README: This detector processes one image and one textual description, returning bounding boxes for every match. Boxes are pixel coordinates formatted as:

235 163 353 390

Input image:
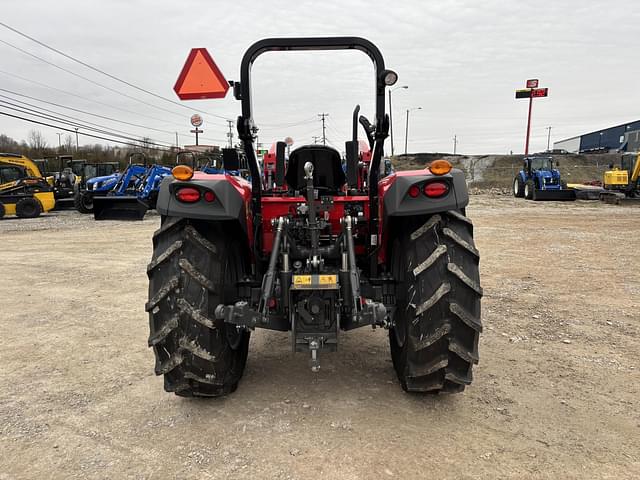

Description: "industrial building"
554 119 640 153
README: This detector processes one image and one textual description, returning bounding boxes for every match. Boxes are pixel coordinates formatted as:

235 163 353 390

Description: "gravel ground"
1 196 638 479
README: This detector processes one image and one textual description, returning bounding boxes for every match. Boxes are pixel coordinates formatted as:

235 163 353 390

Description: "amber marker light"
172 165 194 181
429 159 452 176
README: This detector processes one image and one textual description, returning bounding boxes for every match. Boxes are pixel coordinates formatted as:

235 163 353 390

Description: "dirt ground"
1 195 638 480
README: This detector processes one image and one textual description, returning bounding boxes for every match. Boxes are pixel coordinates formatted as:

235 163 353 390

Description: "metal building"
554 120 640 153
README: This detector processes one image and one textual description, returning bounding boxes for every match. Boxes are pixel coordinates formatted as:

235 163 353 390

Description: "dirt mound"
392 153 620 189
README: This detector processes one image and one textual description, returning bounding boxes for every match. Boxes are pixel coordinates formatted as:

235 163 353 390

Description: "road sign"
531 87 548 98
190 114 203 127
174 48 229 100
515 80 549 155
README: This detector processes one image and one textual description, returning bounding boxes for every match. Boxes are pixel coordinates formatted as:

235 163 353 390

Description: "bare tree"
0 134 19 152
63 135 75 153
27 129 48 153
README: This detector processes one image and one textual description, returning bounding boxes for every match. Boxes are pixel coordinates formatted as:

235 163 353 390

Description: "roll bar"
234 37 392 236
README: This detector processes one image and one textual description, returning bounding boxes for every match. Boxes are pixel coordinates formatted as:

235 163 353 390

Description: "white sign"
190 114 203 127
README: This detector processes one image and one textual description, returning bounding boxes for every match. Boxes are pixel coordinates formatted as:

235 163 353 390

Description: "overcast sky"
1 0 638 155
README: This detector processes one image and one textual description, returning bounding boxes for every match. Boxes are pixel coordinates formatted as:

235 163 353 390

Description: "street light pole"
389 85 408 157
404 107 422 156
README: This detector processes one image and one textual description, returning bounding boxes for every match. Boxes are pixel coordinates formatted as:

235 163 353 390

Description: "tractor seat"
285 145 346 193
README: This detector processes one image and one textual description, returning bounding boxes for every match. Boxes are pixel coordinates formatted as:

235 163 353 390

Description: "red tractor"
146 37 482 397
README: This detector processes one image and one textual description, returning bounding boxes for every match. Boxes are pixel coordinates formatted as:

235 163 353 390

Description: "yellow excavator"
600 152 640 205
0 153 56 218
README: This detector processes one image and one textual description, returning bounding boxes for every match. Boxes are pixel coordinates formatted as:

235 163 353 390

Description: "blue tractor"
513 155 575 201
75 170 120 213
93 162 171 220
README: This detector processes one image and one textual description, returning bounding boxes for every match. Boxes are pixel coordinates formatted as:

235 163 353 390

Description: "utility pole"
453 134 458 155
318 113 329 146
546 126 552 151
312 136 321 144
388 85 408 156
404 107 422 156
227 120 234 148
74 128 79 152
56 133 62 152
175 132 179 150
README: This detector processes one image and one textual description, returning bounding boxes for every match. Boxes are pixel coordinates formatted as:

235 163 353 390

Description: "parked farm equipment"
93 153 172 220
146 37 482 397
513 155 575 201
33 155 87 209
600 152 640 205
74 162 119 213
0 153 55 218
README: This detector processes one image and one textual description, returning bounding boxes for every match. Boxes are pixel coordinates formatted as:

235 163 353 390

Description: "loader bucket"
93 195 149 220
572 187 604 200
533 189 576 201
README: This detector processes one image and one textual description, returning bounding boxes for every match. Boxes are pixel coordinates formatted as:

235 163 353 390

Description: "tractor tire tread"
390 210 482 394
147 217 249 397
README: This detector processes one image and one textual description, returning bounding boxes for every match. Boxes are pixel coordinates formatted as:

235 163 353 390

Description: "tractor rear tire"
74 191 93 214
389 211 482 393
513 176 525 198
15 197 42 218
146 217 250 397
524 180 535 200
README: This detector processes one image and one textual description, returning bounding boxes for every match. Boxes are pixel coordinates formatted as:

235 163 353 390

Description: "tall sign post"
190 114 203 146
516 79 548 155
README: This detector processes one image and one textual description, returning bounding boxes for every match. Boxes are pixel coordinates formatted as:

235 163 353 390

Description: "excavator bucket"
93 195 149 220
533 189 576 201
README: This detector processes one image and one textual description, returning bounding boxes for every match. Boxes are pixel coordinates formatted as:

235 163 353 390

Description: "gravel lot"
1 195 638 479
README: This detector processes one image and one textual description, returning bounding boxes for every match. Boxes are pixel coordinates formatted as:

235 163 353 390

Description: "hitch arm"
258 216 285 317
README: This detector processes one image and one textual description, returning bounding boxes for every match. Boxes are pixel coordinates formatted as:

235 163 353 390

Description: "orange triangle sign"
174 48 229 100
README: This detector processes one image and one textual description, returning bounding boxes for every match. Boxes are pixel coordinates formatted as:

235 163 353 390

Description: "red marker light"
176 187 200 203
423 182 449 198
203 190 216 202
408 185 420 198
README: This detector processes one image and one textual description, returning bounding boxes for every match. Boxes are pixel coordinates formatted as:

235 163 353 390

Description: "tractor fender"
379 168 469 217
517 170 528 182
156 173 251 232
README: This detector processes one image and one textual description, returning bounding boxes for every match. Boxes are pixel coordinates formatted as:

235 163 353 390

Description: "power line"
0 110 173 151
0 68 190 128
0 88 181 138
318 113 329 146
0 86 229 146
0 99 175 148
0 38 198 121
257 116 318 129
0 22 235 122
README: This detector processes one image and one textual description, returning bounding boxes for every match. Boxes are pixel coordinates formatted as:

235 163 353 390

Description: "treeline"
0 130 183 168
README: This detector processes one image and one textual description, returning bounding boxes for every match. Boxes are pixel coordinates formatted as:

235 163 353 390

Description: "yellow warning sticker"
319 275 337 285
293 275 312 286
